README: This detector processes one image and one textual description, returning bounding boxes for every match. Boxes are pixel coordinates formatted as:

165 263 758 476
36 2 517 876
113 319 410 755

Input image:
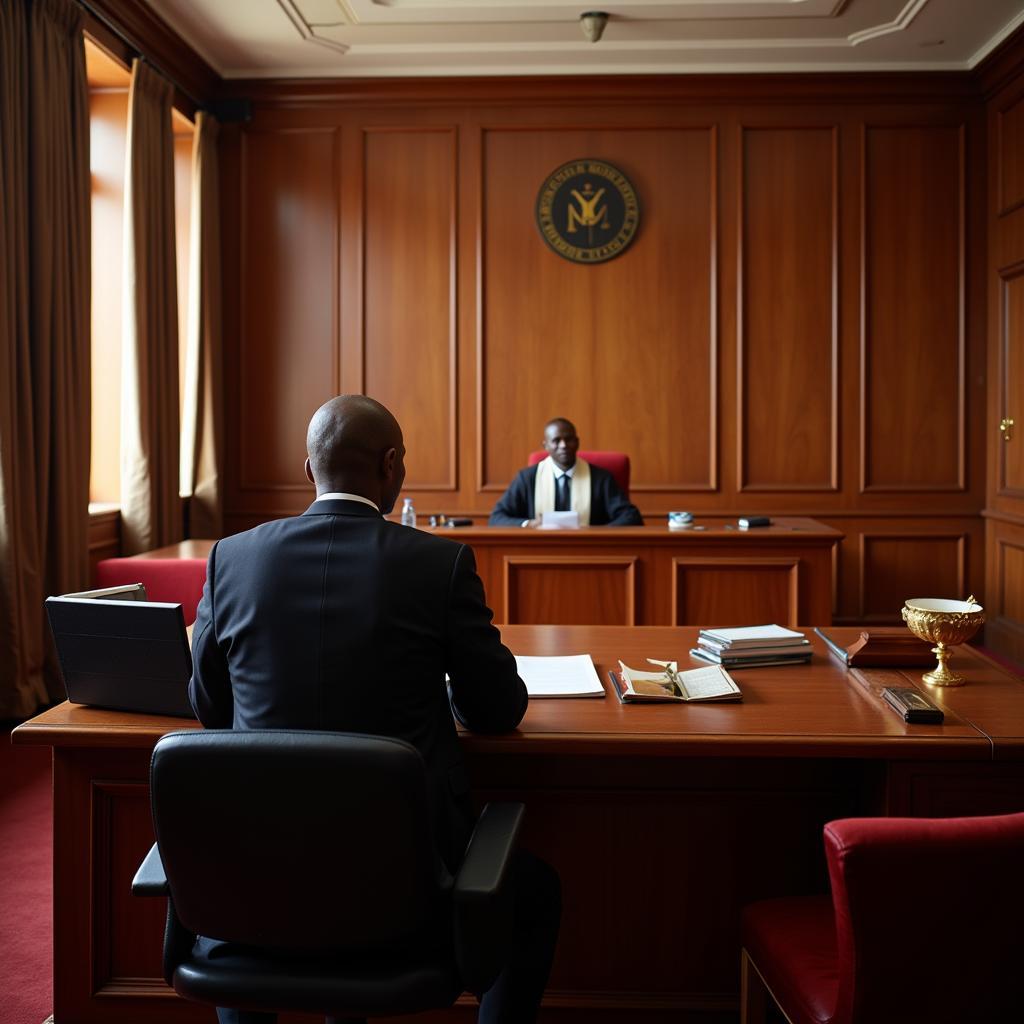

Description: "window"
85 37 194 508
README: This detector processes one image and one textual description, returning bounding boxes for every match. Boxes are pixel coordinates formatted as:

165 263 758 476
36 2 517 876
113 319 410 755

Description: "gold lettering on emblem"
565 181 610 246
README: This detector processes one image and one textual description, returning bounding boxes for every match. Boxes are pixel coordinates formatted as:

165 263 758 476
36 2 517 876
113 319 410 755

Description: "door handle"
1001 417 1015 441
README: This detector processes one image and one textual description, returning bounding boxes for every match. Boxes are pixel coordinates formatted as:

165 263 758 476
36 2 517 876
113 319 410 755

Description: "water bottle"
400 497 417 528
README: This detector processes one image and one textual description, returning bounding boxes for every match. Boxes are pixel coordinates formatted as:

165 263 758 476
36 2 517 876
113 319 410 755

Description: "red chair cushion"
741 895 837 1024
95 557 208 626
527 450 630 497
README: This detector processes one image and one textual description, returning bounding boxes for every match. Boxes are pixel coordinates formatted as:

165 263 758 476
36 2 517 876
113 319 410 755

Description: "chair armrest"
454 801 524 903
132 843 169 896
452 802 524 994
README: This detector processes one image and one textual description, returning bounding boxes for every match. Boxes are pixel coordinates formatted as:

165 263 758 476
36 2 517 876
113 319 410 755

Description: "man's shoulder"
584 461 614 485
213 514 304 554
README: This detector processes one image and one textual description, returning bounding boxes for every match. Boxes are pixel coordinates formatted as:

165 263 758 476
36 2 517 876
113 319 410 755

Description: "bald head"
304 395 406 513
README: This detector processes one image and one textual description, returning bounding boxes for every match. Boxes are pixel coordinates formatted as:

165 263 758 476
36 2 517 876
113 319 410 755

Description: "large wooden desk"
137 517 841 626
15 627 1024 1024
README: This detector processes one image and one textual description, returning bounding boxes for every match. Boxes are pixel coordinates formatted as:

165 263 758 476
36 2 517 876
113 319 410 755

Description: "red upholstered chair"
528 450 631 498
95 557 208 626
740 812 1024 1024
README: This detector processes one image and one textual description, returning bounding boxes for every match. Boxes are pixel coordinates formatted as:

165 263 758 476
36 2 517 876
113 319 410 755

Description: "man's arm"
601 473 644 526
488 469 533 526
445 545 527 732
187 542 234 728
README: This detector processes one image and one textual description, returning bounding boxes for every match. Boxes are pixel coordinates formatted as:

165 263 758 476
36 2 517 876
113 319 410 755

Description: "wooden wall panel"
987 44 1024 665
860 533 966 621
238 128 339 495
999 265 1024 496
739 127 836 491
998 94 1024 216
480 127 716 493
216 82 987 626
862 125 964 492
364 129 456 490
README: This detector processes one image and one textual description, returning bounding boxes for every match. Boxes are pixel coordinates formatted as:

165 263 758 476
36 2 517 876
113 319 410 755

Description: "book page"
678 666 740 700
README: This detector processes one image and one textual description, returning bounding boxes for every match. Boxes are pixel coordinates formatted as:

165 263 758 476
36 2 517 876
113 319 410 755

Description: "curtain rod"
78 0 204 112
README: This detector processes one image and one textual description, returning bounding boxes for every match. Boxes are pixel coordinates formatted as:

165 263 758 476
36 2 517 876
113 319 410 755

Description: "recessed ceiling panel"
147 0 1024 77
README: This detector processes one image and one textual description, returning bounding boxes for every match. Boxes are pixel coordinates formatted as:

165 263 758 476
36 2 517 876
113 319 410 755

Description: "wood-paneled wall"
217 76 987 625
984 36 1024 661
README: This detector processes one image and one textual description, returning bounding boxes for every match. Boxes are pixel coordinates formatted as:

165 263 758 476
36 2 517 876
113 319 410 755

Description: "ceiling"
146 0 1024 78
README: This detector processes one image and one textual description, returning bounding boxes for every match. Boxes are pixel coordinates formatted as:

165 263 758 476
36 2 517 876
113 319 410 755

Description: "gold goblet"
901 596 985 687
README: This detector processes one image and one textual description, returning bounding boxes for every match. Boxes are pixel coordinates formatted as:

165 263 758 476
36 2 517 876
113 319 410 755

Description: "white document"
514 654 606 698
540 510 580 530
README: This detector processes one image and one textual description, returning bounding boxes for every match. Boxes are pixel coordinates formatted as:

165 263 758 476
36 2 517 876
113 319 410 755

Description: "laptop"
45 589 196 718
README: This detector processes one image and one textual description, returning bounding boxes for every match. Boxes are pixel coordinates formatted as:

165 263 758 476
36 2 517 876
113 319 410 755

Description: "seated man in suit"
489 417 643 527
189 394 560 1024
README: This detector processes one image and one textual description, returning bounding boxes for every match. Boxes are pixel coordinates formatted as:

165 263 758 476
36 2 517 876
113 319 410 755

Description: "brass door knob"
1001 417 1015 441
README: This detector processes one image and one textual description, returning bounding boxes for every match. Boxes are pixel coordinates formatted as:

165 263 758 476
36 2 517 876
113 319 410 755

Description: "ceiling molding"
146 0 1024 81
847 0 928 47
278 0 351 54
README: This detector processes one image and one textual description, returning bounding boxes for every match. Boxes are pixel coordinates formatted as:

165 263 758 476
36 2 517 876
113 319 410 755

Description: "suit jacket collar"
301 499 382 519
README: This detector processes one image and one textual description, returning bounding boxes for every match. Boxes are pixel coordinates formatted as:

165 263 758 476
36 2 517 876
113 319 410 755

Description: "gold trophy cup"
901 596 985 687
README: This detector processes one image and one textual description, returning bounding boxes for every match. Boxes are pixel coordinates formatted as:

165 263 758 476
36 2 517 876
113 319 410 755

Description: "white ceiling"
146 0 1024 78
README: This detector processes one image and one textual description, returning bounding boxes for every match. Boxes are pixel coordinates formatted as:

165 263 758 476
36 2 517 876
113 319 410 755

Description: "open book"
609 659 742 704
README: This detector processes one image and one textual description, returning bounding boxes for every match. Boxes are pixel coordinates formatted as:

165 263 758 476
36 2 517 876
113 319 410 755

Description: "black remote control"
882 686 944 724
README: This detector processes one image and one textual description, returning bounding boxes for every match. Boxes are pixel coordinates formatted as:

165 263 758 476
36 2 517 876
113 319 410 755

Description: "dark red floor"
1 723 53 1024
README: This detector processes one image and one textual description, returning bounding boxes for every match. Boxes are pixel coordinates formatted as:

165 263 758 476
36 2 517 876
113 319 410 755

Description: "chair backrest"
151 730 445 953
527 450 631 497
95 557 207 625
824 812 1024 1024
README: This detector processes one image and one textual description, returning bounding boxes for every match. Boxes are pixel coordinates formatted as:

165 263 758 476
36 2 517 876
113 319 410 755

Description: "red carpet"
1 723 53 1024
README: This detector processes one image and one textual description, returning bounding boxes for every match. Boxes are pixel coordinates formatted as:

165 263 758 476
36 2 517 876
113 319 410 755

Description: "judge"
489 417 643 527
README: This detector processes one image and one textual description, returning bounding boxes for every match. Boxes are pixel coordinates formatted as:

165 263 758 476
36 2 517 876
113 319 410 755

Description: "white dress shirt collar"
313 491 380 512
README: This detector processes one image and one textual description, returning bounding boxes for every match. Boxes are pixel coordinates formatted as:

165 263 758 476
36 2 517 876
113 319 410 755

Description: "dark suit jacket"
489 463 644 526
188 498 527 871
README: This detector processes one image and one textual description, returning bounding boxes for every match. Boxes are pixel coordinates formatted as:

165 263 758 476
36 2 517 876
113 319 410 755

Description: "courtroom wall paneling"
231 127 342 513
985 516 1024 664
480 125 716 494
363 127 457 491
820 516 985 625
88 509 121 578
861 123 965 493
217 85 987 627
987 50 1024 662
738 126 837 492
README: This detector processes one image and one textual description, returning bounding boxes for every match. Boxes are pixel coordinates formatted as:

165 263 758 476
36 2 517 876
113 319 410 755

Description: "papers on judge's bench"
514 654 606 698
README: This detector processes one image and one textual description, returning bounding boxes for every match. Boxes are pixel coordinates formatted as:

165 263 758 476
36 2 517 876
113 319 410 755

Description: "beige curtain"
120 58 181 554
180 111 223 538
0 0 91 718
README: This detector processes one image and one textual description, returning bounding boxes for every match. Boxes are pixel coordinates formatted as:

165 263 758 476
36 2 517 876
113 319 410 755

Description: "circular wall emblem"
535 158 640 264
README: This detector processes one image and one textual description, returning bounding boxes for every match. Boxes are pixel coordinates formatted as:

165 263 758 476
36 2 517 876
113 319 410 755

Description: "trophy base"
922 667 965 687
923 645 965 687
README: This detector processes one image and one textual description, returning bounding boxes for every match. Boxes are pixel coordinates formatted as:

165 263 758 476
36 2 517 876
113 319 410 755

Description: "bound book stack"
690 625 812 668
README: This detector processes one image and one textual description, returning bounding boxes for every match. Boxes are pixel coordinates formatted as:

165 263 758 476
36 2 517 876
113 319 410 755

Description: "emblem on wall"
535 158 640 264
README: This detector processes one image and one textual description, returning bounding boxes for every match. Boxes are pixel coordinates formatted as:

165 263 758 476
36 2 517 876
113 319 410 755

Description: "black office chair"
132 730 524 1022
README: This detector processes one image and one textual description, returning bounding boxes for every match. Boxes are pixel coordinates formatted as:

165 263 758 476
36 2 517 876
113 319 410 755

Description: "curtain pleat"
180 111 223 538
120 58 181 555
0 0 90 718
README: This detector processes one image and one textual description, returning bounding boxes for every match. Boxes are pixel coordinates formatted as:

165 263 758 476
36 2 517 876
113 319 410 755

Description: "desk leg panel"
53 747 204 1024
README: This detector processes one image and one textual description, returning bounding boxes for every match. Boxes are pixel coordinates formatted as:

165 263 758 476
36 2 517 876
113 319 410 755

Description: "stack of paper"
690 625 811 668
514 654 606 698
